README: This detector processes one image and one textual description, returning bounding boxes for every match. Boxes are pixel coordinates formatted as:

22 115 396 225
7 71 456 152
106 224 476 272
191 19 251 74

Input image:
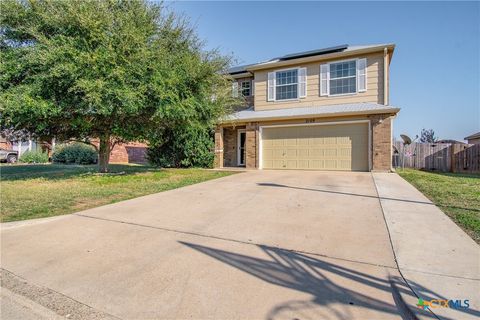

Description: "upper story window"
329 61 356 95
240 80 251 97
275 69 298 100
267 68 306 102
320 58 367 96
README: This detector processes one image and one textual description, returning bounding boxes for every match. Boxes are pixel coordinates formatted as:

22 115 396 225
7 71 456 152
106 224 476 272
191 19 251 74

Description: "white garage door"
261 122 369 171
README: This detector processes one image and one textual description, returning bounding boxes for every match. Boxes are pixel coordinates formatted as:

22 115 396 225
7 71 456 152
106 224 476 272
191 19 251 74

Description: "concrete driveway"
1 170 478 320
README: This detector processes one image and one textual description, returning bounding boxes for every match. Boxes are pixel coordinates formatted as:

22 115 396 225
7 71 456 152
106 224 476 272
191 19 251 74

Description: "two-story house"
214 43 399 171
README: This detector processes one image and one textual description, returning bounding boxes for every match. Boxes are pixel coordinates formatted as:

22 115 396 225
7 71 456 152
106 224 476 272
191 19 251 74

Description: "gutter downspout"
384 47 389 106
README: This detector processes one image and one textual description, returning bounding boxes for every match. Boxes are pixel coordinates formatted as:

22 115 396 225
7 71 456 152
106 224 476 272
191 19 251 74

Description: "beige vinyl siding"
254 52 384 111
261 122 369 171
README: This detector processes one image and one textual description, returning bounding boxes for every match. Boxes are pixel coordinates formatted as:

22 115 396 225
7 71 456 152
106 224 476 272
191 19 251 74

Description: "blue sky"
169 1 479 141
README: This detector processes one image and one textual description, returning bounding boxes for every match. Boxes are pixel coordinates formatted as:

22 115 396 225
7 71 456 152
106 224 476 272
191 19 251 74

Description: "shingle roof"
228 63 256 75
227 43 394 74
221 103 400 123
464 132 480 140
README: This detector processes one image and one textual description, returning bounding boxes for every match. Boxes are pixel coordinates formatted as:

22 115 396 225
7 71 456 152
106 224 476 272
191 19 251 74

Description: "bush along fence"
393 141 480 173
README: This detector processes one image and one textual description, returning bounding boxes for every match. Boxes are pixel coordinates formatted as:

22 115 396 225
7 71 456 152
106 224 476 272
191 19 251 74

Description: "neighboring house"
215 43 400 171
0 137 12 150
1 134 147 163
87 139 148 163
108 141 147 163
10 140 42 156
436 139 466 144
464 132 480 145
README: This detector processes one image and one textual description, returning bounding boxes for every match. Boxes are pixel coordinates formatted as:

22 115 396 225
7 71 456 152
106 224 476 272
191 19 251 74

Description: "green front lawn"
397 169 480 243
0 164 235 222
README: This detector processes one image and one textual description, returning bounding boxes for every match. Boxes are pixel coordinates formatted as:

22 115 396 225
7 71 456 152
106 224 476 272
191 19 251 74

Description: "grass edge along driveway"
397 168 480 244
1 164 236 222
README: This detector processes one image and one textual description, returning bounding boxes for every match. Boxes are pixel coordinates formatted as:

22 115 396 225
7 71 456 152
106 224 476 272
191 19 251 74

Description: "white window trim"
327 58 360 97
258 120 371 171
274 67 300 101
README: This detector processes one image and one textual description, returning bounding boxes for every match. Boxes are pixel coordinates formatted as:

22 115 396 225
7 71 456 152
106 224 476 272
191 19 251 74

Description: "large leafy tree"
0 0 234 172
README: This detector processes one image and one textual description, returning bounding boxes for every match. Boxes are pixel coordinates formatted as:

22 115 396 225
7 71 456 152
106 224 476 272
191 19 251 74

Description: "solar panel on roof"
279 44 349 61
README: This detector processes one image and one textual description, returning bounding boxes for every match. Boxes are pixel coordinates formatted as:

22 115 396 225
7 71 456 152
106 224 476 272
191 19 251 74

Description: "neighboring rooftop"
221 103 400 123
437 139 467 144
228 43 395 75
464 132 480 140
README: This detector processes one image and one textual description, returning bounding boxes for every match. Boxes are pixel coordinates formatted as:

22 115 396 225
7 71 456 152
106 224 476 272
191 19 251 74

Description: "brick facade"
223 128 238 167
109 142 148 163
369 114 393 171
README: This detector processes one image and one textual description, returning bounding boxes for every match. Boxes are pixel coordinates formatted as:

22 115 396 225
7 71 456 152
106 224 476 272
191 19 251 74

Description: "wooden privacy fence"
452 143 480 173
393 141 480 173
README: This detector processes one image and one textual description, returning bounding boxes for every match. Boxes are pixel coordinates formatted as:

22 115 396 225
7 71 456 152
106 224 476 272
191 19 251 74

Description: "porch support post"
214 126 224 168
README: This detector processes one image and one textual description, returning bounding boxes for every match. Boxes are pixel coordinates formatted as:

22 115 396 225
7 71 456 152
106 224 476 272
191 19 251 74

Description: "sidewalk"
1 287 63 320
373 173 480 320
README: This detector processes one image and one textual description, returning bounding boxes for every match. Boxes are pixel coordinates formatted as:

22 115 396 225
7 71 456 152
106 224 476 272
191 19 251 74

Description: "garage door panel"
297 138 309 146
311 160 324 168
273 149 284 158
298 160 309 169
262 123 369 171
339 148 351 157
337 136 352 144
286 160 298 169
298 149 309 157
325 160 337 169
324 148 337 157
285 149 298 158
263 149 274 160
272 140 284 147
311 148 325 157
339 160 352 170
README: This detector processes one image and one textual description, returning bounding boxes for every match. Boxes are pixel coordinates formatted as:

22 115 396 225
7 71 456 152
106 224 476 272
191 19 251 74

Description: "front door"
237 130 246 166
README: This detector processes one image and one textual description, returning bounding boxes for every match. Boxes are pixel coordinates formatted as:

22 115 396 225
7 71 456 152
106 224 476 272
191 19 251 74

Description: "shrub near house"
19 151 49 163
52 143 98 164
147 124 214 168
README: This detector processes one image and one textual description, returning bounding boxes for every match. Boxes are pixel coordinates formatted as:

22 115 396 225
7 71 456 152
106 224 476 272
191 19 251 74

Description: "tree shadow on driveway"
257 182 480 213
180 241 479 320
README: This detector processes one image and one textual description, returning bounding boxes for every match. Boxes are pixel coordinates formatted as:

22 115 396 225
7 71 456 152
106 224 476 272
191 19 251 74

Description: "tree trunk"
98 135 111 173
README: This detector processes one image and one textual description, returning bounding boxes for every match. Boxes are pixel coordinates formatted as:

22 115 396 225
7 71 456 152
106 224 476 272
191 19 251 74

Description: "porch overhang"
219 103 400 125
